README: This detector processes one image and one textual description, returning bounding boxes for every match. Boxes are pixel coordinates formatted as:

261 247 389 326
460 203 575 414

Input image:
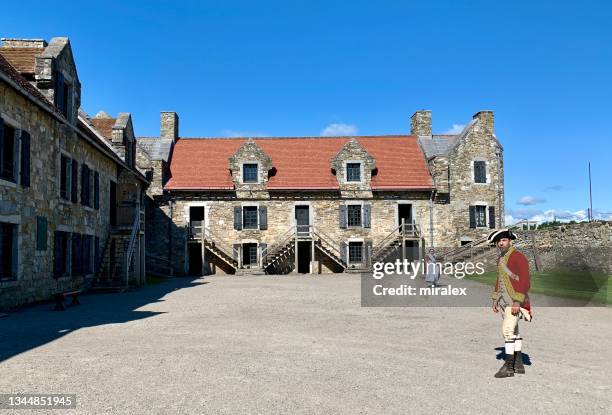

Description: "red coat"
493 247 531 309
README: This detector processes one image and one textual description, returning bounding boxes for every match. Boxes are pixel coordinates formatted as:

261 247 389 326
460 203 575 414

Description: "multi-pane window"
243 206 258 229
1 124 16 182
81 164 91 206
0 222 17 280
53 231 70 278
475 205 487 227
474 161 487 183
346 162 361 182
348 241 363 264
243 163 258 183
347 205 362 227
60 155 71 200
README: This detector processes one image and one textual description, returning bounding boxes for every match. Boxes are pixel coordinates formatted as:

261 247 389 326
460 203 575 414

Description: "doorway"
189 206 204 237
295 205 310 236
297 241 312 274
188 243 203 275
242 243 258 268
398 203 413 232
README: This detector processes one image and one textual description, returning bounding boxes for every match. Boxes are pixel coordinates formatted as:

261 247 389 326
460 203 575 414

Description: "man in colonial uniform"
489 229 532 378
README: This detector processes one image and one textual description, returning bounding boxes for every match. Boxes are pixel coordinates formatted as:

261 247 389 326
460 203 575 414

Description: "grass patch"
465 270 611 305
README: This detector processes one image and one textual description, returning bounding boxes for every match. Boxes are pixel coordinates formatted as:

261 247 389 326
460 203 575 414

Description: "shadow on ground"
495 347 532 365
0 277 205 363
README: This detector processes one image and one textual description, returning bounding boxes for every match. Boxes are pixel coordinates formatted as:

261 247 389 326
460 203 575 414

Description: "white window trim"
240 161 261 184
345 201 365 228
344 160 364 184
471 201 489 229
184 202 209 227
241 203 260 230
293 201 314 227
471 158 490 185
346 239 365 264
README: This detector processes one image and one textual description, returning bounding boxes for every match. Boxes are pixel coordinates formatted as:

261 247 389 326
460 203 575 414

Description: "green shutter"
36 216 47 251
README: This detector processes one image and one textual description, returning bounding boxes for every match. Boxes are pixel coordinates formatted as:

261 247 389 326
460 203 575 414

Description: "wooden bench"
53 290 82 311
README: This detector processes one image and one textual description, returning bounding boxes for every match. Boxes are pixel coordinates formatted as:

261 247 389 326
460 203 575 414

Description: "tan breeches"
501 306 520 341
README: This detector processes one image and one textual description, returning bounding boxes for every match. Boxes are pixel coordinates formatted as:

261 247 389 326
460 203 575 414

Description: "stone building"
137 109 504 275
0 37 148 309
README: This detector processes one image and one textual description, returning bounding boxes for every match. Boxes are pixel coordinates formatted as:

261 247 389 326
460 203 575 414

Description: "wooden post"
401 218 406 262
294 232 298 274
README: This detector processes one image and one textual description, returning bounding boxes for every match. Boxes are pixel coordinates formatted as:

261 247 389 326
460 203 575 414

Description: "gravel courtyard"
1 274 610 414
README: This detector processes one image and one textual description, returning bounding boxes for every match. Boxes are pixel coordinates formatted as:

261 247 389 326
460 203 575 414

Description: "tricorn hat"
487 228 517 243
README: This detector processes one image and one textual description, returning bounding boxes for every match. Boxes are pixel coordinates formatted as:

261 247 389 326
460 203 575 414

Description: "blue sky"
2 0 611 222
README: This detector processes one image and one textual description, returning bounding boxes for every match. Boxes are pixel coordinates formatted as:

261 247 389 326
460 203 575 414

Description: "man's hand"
511 301 520 315
492 301 499 313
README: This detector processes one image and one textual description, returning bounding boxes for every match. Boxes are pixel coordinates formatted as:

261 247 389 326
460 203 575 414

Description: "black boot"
514 351 525 374
494 354 515 378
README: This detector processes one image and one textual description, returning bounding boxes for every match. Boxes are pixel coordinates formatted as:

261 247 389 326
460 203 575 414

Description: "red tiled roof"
90 118 116 140
165 136 433 191
0 48 41 74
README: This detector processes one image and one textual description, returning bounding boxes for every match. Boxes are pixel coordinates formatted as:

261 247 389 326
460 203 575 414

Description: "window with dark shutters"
53 231 69 278
36 217 47 251
469 206 476 229
347 205 362 227
20 131 30 187
339 205 347 229
258 206 267 230
0 122 16 182
474 161 486 183
243 206 258 229
489 206 496 229
363 204 372 228
60 155 70 200
339 241 347 264
72 233 82 276
94 171 100 209
233 206 242 230
71 159 78 203
81 164 90 206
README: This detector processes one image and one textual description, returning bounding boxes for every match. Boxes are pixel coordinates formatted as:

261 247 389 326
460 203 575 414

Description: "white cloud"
220 130 268 138
320 123 358 136
505 208 611 225
443 124 465 134
517 196 546 206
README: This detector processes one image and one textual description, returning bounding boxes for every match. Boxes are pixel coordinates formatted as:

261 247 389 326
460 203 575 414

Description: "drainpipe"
429 189 435 248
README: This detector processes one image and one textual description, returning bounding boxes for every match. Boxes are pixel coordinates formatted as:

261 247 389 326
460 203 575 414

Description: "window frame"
0 221 18 281
59 152 72 201
241 162 259 184
472 159 488 184
346 204 363 227
242 206 259 230
346 162 362 183
344 160 364 184
348 241 364 264
0 123 17 183
474 205 487 228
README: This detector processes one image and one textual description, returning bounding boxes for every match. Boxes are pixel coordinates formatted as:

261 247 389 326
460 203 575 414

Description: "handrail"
372 223 403 259
203 227 239 264
125 211 140 288
262 226 296 266
311 226 346 265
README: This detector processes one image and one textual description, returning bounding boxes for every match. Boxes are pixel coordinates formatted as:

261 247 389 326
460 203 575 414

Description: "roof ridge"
173 134 414 141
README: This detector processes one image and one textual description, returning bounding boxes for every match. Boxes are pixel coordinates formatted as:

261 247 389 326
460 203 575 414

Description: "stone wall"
0 82 117 309
430 111 504 247
515 222 612 274
164 191 436 275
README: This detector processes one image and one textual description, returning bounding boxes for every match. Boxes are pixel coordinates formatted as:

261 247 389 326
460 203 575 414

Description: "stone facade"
137 109 505 276
0 37 147 309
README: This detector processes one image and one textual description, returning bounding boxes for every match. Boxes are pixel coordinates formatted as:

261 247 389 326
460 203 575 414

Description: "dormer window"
346 162 361 182
54 71 72 121
242 163 258 183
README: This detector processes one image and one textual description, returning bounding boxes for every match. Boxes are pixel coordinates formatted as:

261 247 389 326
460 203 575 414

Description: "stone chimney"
411 110 432 136
473 110 494 134
160 111 179 142
1 38 47 48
